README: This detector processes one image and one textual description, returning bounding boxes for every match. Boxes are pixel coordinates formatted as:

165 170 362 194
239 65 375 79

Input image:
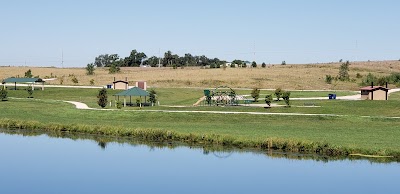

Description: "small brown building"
360 86 389 100
113 80 129 90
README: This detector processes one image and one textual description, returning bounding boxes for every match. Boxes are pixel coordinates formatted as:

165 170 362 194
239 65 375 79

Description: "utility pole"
61 49 64 68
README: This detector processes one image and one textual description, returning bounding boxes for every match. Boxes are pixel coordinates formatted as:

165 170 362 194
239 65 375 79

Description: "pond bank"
1 118 399 162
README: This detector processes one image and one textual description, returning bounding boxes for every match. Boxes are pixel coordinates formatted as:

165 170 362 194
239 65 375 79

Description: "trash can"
332 94 336 99
328 94 333 100
107 84 112 89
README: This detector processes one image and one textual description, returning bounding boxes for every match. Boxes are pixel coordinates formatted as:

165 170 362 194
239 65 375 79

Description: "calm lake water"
0 129 399 194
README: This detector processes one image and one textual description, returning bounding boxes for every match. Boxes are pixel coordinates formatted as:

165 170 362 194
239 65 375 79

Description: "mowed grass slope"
1 60 399 90
1 99 400 156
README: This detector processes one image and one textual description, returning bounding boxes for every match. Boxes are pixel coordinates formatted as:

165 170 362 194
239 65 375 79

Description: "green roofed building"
2 77 45 90
113 87 149 107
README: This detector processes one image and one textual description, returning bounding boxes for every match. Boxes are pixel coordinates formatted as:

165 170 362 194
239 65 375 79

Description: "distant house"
360 84 389 100
113 77 129 90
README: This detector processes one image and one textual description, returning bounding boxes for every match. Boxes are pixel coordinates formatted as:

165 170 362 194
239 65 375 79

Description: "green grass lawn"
2 85 400 159
1 99 400 157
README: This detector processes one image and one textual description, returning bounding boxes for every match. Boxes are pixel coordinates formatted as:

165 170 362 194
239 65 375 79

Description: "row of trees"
93 49 266 69
251 88 291 107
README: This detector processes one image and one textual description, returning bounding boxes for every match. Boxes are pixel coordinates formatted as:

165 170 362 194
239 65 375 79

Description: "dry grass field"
1 60 399 90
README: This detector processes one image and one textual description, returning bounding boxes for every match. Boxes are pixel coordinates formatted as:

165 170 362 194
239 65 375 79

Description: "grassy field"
1 99 400 160
1 60 400 90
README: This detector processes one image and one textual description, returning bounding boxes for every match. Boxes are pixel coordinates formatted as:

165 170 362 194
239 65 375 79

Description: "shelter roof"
360 86 389 92
2 77 44 84
114 87 149 96
113 80 128 84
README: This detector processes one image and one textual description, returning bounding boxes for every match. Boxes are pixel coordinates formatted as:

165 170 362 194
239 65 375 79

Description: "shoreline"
1 118 399 162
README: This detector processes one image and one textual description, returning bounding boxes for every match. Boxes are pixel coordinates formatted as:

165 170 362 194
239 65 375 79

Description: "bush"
251 61 257 68
89 79 95 86
24 69 33 78
27 87 33 98
0 87 7 101
274 88 283 101
325 75 333 84
281 61 286 65
265 94 272 106
109 64 120 74
148 89 157 105
251 88 260 102
261 62 266 68
116 101 123 109
97 88 108 108
71 76 79 84
356 73 363 79
59 76 64 85
282 91 291 107
338 61 350 81
86 63 95 75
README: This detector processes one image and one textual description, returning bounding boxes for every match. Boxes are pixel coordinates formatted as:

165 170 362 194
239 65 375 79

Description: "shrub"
282 91 291 107
24 69 33 78
116 101 123 109
338 61 350 81
71 76 79 84
356 73 363 79
59 76 64 85
148 89 157 105
0 87 7 101
261 62 266 68
281 61 286 65
274 88 283 101
265 94 272 106
27 87 33 98
97 88 108 108
89 79 95 86
325 75 333 84
109 63 120 74
251 88 260 102
86 63 95 75
251 61 257 68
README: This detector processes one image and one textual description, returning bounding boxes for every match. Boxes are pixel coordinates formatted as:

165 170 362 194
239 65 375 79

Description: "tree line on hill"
92 49 266 69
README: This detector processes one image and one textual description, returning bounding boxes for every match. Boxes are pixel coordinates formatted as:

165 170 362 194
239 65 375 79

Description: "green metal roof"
114 87 149 96
2 77 44 84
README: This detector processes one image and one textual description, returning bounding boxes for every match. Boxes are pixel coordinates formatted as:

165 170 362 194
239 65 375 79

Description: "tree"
282 91 291 107
145 56 160 67
0 87 7 101
163 51 179 67
86 63 95 75
338 60 350 81
251 88 260 102
108 63 120 74
124 50 147 67
27 87 33 98
265 94 272 106
95 54 119 67
97 88 108 108
261 62 266 68
148 89 157 105
251 61 257 68
232 59 242 68
274 88 283 101
24 69 33 78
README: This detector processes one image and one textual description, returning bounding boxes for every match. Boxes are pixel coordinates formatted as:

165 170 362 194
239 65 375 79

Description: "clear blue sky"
1 0 399 67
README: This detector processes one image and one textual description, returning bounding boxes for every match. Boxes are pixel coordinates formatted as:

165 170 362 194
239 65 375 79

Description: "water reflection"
1 128 396 164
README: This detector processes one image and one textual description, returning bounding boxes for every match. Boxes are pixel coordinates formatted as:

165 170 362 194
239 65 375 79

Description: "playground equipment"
202 86 239 106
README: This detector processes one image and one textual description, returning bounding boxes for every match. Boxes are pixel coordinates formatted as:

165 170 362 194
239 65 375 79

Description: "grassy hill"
1 60 400 90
